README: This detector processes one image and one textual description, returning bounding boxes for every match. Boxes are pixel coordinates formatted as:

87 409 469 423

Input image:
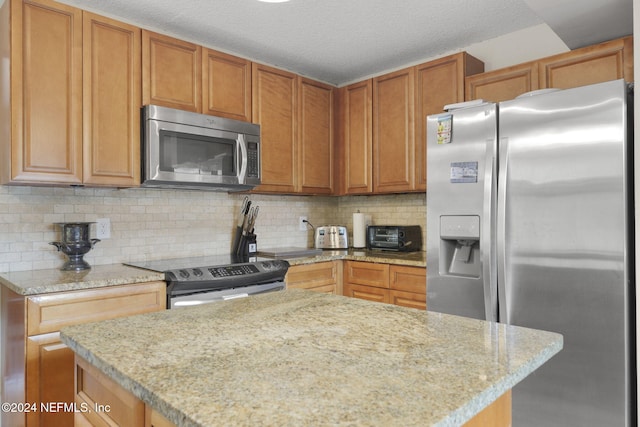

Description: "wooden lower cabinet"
1 281 166 427
74 353 510 427
285 261 342 294
343 261 426 310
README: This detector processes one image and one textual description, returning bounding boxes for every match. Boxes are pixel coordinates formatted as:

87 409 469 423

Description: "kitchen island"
60 289 561 426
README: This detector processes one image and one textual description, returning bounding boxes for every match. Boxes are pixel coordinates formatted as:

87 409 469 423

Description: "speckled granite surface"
60 289 562 427
282 248 426 267
0 264 165 295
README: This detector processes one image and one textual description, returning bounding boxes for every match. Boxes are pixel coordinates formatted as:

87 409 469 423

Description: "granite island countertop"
60 289 562 427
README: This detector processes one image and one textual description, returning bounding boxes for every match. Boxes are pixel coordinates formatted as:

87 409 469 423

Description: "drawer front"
286 261 337 288
27 281 166 335
390 265 426 294
345 261 389 288
343 283 390 304
390 290 426 310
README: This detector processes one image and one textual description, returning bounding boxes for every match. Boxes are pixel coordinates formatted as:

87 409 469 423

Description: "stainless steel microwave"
141 105 260 191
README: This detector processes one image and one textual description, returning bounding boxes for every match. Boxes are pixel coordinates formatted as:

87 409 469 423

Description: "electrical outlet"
96 218 111 239
299 216 308 232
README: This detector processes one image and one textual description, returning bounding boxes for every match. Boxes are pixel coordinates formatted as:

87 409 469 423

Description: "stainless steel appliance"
126 255 289 308
315 226 348 249
426 79 635 426
142 105 260 191
366 225 422 252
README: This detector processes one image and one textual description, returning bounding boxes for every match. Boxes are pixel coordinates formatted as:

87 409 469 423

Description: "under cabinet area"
2 281 166 427
343 261 427 310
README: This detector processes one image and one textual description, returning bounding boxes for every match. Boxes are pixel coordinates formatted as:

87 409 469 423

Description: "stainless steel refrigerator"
426 79 635 426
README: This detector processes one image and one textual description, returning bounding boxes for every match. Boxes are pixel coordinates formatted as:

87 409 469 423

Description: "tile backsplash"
0 185 425 272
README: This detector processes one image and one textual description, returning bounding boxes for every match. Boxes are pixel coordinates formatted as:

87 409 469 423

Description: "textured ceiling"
57 0 632 86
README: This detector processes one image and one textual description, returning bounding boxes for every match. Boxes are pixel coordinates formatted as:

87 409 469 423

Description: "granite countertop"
0 264 165 296
282 248 426 267
60 289 562 427
0 249 423 296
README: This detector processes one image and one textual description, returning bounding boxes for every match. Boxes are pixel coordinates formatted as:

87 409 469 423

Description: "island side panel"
2 286 26 427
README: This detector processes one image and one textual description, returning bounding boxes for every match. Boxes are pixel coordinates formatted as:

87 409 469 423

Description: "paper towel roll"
353 213 370 248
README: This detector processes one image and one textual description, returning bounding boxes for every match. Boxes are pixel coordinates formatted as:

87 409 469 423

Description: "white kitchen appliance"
426 79 635 426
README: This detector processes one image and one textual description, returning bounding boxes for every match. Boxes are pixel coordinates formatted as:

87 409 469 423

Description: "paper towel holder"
353 211 371 249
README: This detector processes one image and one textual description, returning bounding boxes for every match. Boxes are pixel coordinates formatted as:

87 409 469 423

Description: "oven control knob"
178 269 190 279
192 268 203 277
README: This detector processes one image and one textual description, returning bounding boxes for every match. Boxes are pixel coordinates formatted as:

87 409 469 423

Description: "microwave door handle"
237 134 248 183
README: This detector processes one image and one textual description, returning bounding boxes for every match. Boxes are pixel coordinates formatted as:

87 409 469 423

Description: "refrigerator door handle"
497 136 509 324
482 139 497 322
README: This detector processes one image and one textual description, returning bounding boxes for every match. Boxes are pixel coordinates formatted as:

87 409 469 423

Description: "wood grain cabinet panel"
2 281 166 427
465 61 539 102
298 78 334 194
340 80 373 194
82 12 141 186
343 261 426 310
252 63 297 193
373 68 414 193
538 36 633 89
6 0 83 184
1 0 141 187
202 48 252 122
285 261 341 294
142 30 202 112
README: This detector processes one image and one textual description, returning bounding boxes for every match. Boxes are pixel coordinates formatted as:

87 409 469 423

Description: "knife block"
235 233 257 258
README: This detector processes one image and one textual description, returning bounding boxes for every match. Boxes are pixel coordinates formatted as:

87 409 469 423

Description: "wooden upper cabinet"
373 68 415 193
6 0 83 185
340 79 373 195
538 36 633 89
298 78 334 194
82 12 141 186
465 61 539 102
466 36 633 103
202 48 252 121
142 30 202 112
252 63 297 193
415 52 483 190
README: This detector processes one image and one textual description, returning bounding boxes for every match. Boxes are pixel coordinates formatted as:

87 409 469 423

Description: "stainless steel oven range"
126 255 289 309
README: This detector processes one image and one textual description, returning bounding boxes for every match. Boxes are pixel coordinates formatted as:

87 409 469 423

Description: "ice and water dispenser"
439 215 480 278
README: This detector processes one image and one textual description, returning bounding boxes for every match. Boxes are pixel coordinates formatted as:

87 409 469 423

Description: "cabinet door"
285 261 339 294
298 78 334 194
252 63 297 193
389 265 426 294
344 261 389 288
142 30 201 112
341 80 373 194
538 36 633 89
415 53 484 190
373 68 414 193
26 332 75 427
8 0 83 184
82 12 141 187
202 48 251 122
465 61 539 102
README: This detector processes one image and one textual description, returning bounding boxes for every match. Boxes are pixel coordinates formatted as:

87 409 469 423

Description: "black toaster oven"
366 225 422 252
